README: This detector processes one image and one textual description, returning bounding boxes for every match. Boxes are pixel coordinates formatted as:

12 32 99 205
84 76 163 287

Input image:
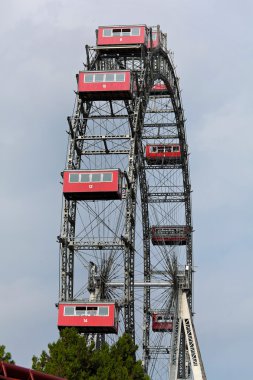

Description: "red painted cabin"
151 83 167 91
151 226 190 246
63 169 122 201
0 361 66 380
150 81 174 95
152 313 173 332
97 25 148 47
147 27 167 49
147 30 160 49
78 70 133 100
58 302 119 334
146 144 181 164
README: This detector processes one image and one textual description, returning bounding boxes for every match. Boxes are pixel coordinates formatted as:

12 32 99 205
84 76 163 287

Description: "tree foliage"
0 345 15 364
32 328 149 380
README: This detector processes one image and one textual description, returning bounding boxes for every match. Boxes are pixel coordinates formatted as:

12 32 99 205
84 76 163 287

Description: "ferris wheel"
57 24 206 380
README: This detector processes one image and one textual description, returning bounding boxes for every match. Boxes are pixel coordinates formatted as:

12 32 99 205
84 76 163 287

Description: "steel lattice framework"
58 25 206 380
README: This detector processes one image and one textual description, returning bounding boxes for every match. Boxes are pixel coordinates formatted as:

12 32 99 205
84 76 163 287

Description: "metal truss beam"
76 135 130 140
69 243 124 250
145 164 182 169
81 149 129 155
83 115 131 119
106 282 172 288
142 135 178 139
145 109 174 114
148 192 187 203
143 123 177 128
169 290 206 380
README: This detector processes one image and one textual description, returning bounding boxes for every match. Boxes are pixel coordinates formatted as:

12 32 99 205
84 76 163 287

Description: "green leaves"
0 345 15 364
32 329 150 380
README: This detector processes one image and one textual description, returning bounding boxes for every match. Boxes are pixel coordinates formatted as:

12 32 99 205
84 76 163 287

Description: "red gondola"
78 70 133 100
152 313 173 332
147 28 167 49
63 169 122 201
151 226 190 246
151 83 167 91
150 81 174 95
146 144 181 164
57 302 119 334
97 25 148 47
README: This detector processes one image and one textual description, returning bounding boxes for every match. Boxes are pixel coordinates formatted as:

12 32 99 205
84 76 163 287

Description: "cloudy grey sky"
0 0 252 379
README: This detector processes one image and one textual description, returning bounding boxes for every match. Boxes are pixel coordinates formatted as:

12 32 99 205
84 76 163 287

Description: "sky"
0 0 253 379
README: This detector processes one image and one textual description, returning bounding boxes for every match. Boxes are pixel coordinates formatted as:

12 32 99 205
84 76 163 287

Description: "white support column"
169 290 207 380
181 292 206 380
169 293 183 380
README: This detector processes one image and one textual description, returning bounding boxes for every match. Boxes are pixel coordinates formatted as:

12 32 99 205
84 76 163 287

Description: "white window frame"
84 73 94 83
69 171 115 183
64 306 75 316
115 73 125 82
102 28 113 37
150 146 157 153
102 27 141 37
102 172 113 182
63 304 111 317
75 307 87 316
86 306 98 316
130 27 141 36
98 306 109 316
84 73 125 83
69 173 79 183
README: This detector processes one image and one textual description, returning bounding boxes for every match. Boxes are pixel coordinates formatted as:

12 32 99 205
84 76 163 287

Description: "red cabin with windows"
97 25 148 47
78 70 133 100
63 169 122 201
147 31 159 48
152 313 173 332
151 226 190 246
58 302 119 334
146 144 181 164
147 28 167 49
